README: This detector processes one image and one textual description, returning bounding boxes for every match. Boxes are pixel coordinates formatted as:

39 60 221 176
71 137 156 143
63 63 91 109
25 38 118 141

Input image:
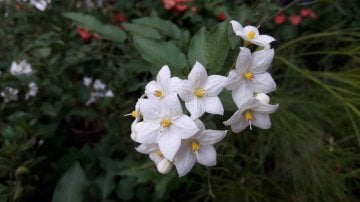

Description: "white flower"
29 0 51 11
177 62 226 119
174 120 227 177
25 82 38 100
127 98 144 141
93 79 106 91
133 94 199 161
225 47 276 107
230 20 275 49
145 65 181 100
105 90 114 97
1 87 19 102
223 98 278 133
83 77 93 87
10 60 33 76
135 143 173 174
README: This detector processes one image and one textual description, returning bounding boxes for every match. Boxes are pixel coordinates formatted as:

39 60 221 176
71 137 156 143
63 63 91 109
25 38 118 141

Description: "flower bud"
156 159 173 174
255 93 270 104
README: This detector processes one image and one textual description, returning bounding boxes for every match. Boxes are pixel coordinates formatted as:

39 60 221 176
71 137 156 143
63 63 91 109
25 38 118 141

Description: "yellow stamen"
194 88 205 97
243 72 254 80
154 89 164 97
131 111 137 118
160 118 171 128
244 111 253 121
247 31 255 40
156 150 164 158
191 140 200 152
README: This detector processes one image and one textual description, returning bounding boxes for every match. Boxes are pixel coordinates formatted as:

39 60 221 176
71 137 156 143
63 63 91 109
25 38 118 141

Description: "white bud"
130 132 137 142
255 93 270 104
156 159 173 174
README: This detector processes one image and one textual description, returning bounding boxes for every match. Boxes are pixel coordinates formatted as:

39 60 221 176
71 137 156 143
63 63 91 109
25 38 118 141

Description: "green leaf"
188 27 208 67
187 22 230 73
133 37 187 71
133 17 181 39
52 162 87 202
97 25 126 43
63 12 126 43
122 23 162 39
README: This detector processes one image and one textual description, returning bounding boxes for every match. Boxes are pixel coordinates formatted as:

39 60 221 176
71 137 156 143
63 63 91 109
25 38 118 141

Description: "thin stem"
257 0 301 27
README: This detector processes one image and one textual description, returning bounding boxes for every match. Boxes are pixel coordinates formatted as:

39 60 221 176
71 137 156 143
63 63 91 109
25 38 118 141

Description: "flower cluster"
129 20 278 177
83 77 114 105
1 60 38 102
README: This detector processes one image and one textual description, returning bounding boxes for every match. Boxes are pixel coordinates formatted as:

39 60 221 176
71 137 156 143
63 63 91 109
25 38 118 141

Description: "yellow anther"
244 111 253 121
247 31 255 40
131 111 137 118
160 118 171 128
154 89 164 97
156 150 164 158
191 140 200 152
243 72 254 80
194 88 205 97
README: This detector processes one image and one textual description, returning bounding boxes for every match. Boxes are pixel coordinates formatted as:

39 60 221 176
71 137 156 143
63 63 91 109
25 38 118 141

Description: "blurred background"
0 0 359 201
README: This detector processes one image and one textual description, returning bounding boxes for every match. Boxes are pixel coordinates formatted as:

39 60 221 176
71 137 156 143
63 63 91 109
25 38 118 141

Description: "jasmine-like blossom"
127 98 144 141
135 143 173 174
230 20 275 49
145 65 181 100
225 47 276 107
177 61 226 119
223 98 278 133
254 93 270 104
25 82 38 100
10 60 33 76
174 120 227 177
1 87 19 102
84 77 114 105
29 0 51 11
133 94 199 161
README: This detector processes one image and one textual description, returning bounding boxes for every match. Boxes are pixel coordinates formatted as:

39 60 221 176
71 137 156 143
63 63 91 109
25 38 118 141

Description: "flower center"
244 111 253 121
131 111 137 118
243 72 254 80
194 88 205 97
160 118 171 128
156 149 164 158
247 31 255 40
191 140 200 152
154 89 164 97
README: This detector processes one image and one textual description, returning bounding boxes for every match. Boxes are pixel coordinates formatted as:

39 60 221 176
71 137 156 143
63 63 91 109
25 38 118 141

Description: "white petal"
157 65 171 87
193 119 206 130
223 109 242 126
204 75 226 96
253 103 279 114
149 153 162 164
185 98 205 119
253 72 276 93
145 81 161 99
250 49 274 73
258 35 276 44
172 115 199 139
198 130 227 145
167 77 182 95
159 131 182 161
197 145 217 166
135 143 158 154
174 144 196 177
252 112 271 129
235 47 252 72
176 80 194 102
230 118 249 133
230 20 244 34
202 96 224 116
188 61 208 87
161 94 183 118
224 70 242 91
138 99 161 121
133 122 160 144
231 81 253 108
255 93 270 104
